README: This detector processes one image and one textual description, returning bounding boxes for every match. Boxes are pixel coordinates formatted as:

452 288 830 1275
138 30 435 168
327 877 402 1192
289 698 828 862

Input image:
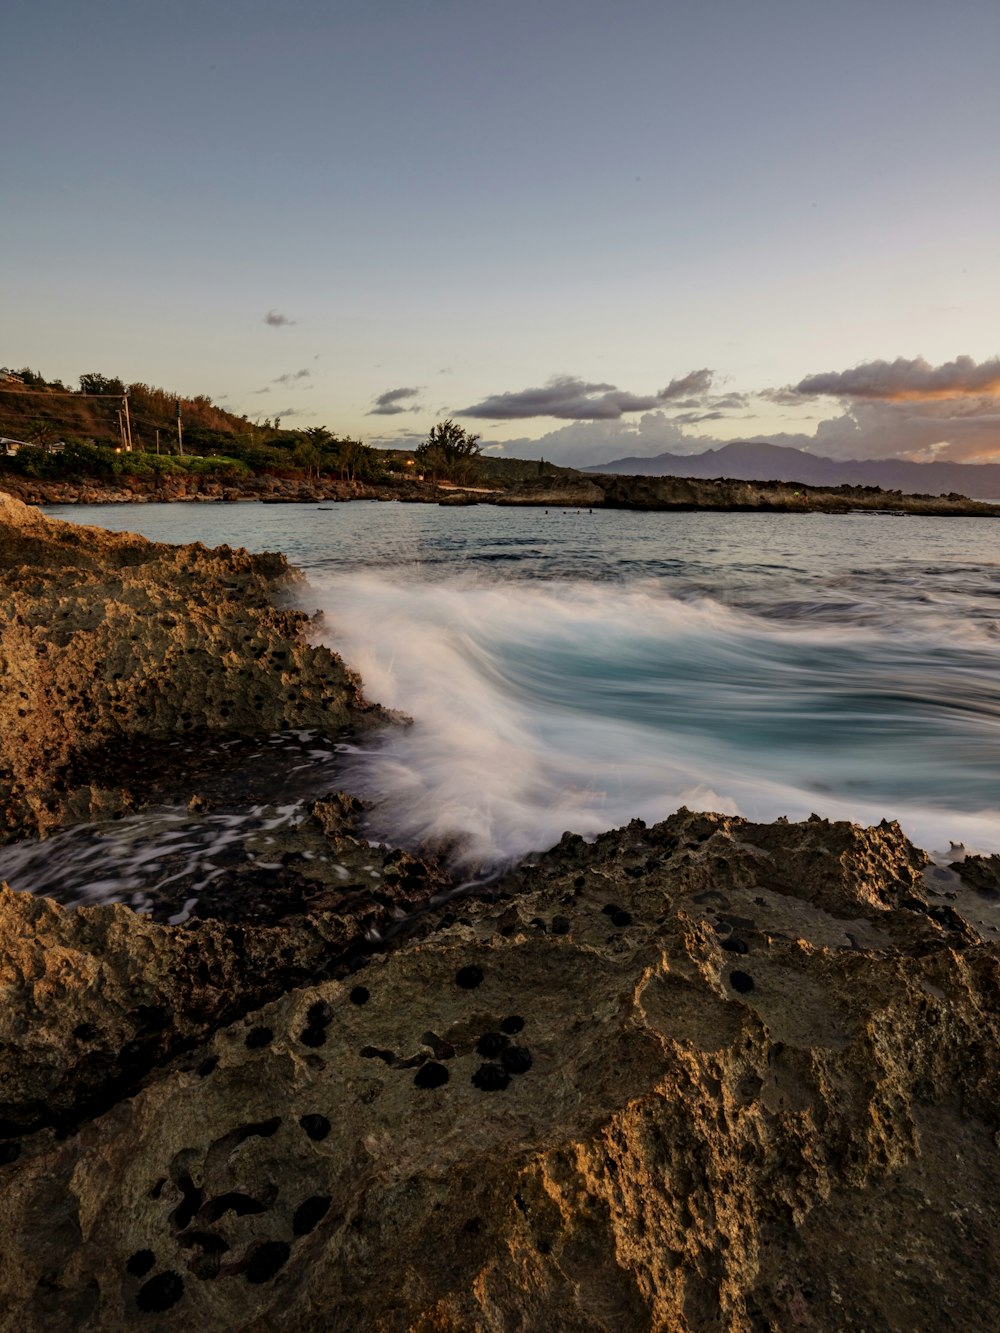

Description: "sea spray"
312 570 1000 868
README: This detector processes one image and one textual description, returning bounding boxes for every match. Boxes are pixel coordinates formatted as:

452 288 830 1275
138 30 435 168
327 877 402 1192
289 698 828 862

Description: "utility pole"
116 409 127 451
122 394 133 452
155 428 160 456
175 399 184 456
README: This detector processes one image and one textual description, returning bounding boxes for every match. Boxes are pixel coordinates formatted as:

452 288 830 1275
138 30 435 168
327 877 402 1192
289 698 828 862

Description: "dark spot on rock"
299 1025 327 1048
611 910 632 927
126 1249 155 1278
463 1216 482 1235
0 1141 21 1166
202 1192 267 1224
245 1026 273 1049
528 917 547 932
602 903 621 916
293 1195 332 1237
536 1238 552 1254
551 915 571 935
148 1178 167 1200
573 875 585 888
136 1271 184 1312
455 965 484 990
514 1192 528 1213
721 938 749 955
307 1000 332 1027
359 1045 395 1064
414 1061 449 1089
476 1032 507 1058
500 1015 525 1035
196 1055 219 1078
349 985 370 1006
472 1062 510 1092
245 1240 290 1285
299 1114 331 1142
73 1022 99 1042
730 970 755 994
501 1046 533 1075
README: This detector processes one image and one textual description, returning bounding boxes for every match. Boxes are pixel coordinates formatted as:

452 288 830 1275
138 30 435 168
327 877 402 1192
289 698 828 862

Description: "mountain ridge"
585 440 1000 499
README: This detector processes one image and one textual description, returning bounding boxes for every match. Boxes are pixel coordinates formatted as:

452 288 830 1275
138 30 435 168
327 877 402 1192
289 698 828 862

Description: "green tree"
79 372 125 397
415 419 482 481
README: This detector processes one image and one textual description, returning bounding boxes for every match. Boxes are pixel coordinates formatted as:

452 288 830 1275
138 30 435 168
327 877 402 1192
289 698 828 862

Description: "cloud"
457 370 714 421
263 309 296 327
793 355 1000 402
367 386 423 416
251 386 270 395
272 368 311 385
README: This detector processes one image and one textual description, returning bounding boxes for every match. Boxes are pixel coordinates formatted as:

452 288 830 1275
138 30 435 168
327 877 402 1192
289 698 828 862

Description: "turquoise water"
41 501 1000 867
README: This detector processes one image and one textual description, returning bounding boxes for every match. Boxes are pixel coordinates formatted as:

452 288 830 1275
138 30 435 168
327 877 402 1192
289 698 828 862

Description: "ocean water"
30 500 1000 883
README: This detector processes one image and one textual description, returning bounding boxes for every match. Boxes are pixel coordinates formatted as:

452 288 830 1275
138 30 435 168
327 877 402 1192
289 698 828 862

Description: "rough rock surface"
0 810 998 1330
1 496 999 1331
0 493 384 840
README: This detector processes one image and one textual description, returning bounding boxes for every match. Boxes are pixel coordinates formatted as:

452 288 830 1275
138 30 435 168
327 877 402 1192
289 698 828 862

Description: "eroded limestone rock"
0 494 385 840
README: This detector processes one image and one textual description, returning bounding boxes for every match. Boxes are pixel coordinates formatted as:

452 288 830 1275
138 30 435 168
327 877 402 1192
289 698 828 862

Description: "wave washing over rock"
1 494 999 1331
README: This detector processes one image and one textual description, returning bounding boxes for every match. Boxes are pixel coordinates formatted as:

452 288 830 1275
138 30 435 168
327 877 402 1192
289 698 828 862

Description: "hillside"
587 440 1000 500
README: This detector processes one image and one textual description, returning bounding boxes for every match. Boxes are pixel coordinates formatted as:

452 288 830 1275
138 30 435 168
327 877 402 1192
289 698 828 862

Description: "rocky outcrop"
590 472 1000 516
0 493 386 840
0 810 998 1330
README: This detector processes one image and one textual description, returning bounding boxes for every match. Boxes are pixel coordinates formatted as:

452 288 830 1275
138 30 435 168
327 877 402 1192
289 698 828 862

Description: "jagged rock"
0 494 385 840
0 813 998 1330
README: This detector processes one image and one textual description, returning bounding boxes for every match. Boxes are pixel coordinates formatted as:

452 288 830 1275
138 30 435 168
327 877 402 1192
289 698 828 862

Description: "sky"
5 0 1000 467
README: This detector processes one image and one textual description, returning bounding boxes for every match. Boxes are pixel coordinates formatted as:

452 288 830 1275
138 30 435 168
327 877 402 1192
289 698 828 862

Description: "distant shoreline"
5 467 1000 518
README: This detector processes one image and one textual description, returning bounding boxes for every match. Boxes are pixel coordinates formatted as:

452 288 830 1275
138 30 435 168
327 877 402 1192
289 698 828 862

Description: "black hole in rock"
307 1001 332 1027
177 1230 230 1255
202 1192 267 1224
721 938 749 955
349 986 370 1006
500 1016 525 1035
169 1183 204 1233
245 1026 273 1050
299 1114 331 1142
359 1045 395 1064
292 1195 332 1237
73 1022 99 1042
455 965 484 990
730 970 755 994
601 903 620 916
245 1240 290 1285
573 876 585 888
536 1239 552 1255
501 1046 533 1075
196 1056 219 1078
472 1062 510 1092
136 1271 184 1313
126 1249 155 1278
476 1033 507 1058
0 1142 21 1166
463 1216 482 1235
299 1025 327 1048
414 1061 449 1089
611 910 632 928
551 916 571 935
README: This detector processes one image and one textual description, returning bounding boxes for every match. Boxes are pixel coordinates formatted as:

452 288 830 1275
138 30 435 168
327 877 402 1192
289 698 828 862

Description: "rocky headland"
1 495 999 1331
3 468 1000 517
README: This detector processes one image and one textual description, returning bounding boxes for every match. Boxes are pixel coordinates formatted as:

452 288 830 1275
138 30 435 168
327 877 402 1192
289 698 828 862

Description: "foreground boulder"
0 810 998 1331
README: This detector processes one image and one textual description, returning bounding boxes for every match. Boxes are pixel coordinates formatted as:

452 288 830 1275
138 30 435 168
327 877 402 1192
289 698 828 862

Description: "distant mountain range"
585 441 1000 500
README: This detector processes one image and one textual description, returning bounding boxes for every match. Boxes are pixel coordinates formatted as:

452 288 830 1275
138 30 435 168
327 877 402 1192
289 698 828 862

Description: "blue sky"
5 0 1000 465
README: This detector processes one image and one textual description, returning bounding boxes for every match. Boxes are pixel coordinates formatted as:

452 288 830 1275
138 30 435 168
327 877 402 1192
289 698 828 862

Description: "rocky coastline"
1 495 999 1331
3 468 1000 517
